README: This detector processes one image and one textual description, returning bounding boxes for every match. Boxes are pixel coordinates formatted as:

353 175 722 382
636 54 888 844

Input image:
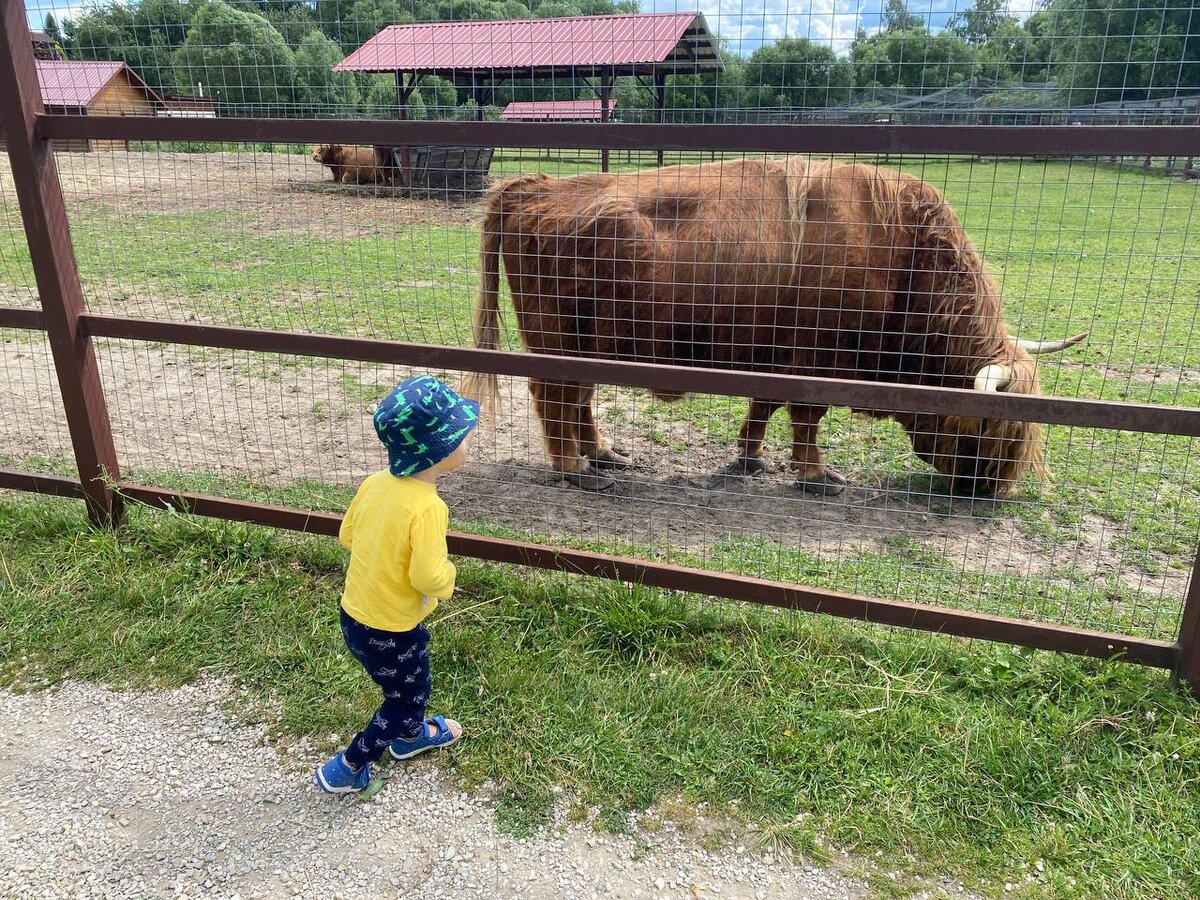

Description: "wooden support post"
1176 547 1200 698
394 71 413 186
0 0 124 527
654 70 667 168
599 72 612 173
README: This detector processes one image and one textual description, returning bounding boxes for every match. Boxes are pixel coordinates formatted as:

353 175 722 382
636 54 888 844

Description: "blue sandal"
388 715 462 761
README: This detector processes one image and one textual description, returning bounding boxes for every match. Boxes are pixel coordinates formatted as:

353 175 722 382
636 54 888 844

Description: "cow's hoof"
796 469 847 497
590 448 632 470
736 455 770 475
564 468 615 491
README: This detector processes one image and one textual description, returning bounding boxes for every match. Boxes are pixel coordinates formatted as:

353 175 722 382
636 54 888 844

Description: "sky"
27 1 84 32
25 0 1041 57
645 0 1040 55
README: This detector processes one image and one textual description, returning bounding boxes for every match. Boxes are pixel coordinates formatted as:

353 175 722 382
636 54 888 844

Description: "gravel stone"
0 681 982 900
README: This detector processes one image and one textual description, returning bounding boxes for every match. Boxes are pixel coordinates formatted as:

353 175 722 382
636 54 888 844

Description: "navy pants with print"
339 608 430 771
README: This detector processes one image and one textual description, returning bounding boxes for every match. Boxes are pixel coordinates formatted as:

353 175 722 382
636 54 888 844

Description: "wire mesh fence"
2 0 1199 676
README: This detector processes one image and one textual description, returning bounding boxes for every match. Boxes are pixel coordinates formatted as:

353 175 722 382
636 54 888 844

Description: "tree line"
41 0 1200 117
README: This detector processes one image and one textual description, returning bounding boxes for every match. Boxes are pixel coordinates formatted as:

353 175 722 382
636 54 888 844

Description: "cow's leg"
736 399 782 474
529 379 614 491
787 403 846 496
576 386 630 470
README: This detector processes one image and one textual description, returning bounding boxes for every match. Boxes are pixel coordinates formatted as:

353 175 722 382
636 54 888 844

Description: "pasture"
2 147 1200 897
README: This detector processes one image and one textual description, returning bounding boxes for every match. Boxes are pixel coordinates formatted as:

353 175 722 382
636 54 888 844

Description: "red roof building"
37 60 161 111
35 60 161 150
334 12 720 169
501 99 617 121
334 12 721 78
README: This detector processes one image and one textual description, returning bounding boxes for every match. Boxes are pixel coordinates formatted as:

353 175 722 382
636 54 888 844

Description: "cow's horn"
974 364 1011 392
1011 331 1089 355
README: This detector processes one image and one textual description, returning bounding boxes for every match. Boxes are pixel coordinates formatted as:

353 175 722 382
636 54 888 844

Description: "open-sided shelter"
334 12 722 169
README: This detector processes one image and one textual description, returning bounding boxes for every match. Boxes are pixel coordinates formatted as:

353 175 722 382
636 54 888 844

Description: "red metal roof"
501 99 617 121
36 59 162 108
334 13 720 74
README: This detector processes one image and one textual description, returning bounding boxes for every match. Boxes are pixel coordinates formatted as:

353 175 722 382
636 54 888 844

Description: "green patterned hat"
373 376 479 476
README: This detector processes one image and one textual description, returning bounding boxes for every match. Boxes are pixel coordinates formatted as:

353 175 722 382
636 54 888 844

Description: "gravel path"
0 680 948 900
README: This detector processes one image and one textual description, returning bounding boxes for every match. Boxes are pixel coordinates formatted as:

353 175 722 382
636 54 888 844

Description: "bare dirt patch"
35 150 482 237
1 335 1188 617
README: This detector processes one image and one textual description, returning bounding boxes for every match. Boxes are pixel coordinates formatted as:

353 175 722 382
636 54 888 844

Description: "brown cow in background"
311 144 391 184
466 158 1084 496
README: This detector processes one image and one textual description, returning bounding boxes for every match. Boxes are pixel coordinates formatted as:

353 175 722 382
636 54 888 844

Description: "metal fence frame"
2 0 1199 695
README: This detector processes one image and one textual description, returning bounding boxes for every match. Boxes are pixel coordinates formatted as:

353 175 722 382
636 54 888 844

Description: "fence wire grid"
2 0 1199 659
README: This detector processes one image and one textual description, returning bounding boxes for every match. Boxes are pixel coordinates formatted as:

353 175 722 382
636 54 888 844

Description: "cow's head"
896 333 1086 497
312 144 336 164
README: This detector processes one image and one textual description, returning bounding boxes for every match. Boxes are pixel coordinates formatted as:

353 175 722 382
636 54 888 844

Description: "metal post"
0 0 124 526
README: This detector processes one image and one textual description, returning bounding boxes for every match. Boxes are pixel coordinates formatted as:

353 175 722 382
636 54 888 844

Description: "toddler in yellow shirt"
317 375 478 794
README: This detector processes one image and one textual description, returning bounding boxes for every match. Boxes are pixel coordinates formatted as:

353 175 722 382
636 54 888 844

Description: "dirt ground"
47 149 481 236
0 151 1190 621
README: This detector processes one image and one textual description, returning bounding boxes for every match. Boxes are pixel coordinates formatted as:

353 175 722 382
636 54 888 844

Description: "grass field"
2 149 1200 898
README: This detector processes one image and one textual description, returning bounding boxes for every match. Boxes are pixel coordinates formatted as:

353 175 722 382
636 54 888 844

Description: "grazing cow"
311 144 390 184
465 158 1085 496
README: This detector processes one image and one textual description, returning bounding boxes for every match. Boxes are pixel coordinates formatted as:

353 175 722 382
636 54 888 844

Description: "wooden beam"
0 0 124 527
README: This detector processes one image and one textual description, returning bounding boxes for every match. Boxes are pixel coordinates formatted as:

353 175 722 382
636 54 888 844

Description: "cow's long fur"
311 144 389 184
466 158 1047 496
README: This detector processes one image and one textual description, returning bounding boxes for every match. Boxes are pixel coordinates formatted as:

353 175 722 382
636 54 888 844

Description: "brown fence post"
1176 549 1200 698
0 0 124 526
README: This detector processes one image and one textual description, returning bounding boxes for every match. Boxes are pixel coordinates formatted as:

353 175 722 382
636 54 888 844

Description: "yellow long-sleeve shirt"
339 470 456 632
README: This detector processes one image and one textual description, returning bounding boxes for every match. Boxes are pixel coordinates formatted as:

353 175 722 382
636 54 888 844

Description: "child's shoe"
315 753 371 794
388 715 462 761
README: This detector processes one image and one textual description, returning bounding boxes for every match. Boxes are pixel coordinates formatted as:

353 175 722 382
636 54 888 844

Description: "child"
316 374 479 794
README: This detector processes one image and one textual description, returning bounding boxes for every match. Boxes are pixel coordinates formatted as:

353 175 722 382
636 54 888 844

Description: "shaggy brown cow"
466 158 1085 496
311 144 390 184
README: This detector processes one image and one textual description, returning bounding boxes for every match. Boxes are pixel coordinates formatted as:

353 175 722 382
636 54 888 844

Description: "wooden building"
35 60 161 151
30 29 64 60
160 92 217 118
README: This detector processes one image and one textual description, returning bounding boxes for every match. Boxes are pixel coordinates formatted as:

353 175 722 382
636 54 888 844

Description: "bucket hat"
373 375 479 477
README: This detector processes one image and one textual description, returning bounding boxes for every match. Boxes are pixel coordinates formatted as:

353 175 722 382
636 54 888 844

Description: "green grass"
2 492 1198 899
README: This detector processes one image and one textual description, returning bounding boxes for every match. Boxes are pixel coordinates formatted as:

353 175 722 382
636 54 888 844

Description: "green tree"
1019 9 1057 83
43 13 63 45
69 0 197 93
852 27 977 95
263 2 322 45
743 38 852 108
173 1 296 110
1046 0 1200 104
971 18 1029 81
883 0 923 33
294 29 359 115
949 0 1014 45
533 0 582 16
329 0 415 53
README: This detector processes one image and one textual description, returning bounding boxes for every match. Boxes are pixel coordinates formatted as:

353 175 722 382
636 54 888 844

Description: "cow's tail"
462 183 508 422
